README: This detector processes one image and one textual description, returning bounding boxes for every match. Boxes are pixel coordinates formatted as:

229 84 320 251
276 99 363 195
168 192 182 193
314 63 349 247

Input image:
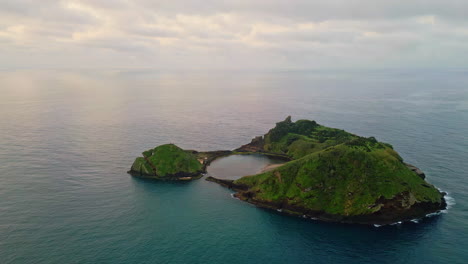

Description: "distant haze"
1 0 468 70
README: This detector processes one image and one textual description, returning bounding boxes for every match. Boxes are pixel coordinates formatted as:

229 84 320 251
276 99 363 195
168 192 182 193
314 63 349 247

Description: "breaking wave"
373 189 454 228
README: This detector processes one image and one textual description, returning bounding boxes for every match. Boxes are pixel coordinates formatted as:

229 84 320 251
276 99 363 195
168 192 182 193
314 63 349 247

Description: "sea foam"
374 190 454 227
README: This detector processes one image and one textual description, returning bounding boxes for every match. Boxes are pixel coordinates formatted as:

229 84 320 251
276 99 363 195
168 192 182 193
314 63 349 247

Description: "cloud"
1 0 467 69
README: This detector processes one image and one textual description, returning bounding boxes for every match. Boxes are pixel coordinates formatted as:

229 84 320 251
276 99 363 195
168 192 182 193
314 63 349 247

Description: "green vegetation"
263 117 358 159
130 144 203 178
232 117 445 219
236 139 442 216
130 157 154 175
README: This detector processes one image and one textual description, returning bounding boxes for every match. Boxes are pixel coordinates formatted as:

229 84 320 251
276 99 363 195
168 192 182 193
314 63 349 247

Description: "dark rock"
405 163 426 179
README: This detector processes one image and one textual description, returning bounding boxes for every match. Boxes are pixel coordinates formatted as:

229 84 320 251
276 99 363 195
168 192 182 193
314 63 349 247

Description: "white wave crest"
426 211 443 218
229 193 240 200
438 188 455 213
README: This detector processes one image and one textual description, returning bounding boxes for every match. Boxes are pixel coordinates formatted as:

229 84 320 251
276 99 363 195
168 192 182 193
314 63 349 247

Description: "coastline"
206 175 447 225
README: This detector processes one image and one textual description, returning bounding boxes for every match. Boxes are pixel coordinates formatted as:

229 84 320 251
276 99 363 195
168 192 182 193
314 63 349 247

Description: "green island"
128 144 230 180
128 116 447 225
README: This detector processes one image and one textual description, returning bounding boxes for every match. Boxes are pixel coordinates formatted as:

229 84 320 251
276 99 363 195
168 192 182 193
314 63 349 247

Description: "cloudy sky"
1 0 467 70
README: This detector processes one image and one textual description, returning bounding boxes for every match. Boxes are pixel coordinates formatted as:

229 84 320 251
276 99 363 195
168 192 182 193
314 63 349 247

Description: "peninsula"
128 117 447 225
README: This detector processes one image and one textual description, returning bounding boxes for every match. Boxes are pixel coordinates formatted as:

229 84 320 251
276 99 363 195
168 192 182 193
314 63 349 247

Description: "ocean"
0 69 466 263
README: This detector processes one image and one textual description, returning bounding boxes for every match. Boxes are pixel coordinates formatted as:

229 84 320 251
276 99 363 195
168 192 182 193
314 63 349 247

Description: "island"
128 143 231 180
128 116 447 225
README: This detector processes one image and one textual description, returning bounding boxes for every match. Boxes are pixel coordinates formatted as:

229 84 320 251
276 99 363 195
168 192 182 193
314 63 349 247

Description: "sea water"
0 69 467 263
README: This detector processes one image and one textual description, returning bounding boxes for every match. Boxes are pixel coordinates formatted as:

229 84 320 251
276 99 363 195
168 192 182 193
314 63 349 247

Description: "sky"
1 0 468 70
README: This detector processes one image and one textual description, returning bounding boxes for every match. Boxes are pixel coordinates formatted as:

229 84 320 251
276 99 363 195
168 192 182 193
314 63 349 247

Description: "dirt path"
260 163 285 173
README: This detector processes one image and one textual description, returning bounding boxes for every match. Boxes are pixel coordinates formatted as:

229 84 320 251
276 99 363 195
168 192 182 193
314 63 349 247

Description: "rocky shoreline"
206 176 447 225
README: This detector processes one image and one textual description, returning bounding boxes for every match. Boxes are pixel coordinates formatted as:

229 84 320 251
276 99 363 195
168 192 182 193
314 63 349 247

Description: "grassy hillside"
262 117 362 159
235 137 443 216
130 144 203 178
230 117 445 221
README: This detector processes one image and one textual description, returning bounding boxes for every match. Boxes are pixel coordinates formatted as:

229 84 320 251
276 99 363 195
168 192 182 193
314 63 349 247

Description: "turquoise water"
0 70 467 263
